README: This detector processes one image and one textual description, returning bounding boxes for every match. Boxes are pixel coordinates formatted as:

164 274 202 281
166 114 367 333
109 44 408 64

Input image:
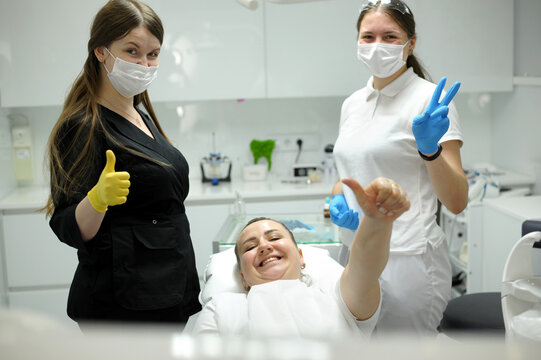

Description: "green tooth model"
250 139 275 171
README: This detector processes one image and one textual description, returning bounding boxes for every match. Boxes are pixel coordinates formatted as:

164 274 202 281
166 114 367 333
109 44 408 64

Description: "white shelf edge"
513 76 541 87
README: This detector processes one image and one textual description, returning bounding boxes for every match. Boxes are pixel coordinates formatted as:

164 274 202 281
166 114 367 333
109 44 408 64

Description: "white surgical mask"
103 48 158 98
357 41 409 78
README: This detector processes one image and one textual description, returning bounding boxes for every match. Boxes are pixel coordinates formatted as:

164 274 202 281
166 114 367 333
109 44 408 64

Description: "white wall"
0 108 15 198
489 0 541 194
3 91 494 189
0 0 538 194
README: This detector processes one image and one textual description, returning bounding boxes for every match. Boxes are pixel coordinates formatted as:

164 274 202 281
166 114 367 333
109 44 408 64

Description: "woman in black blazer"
44 0 201 326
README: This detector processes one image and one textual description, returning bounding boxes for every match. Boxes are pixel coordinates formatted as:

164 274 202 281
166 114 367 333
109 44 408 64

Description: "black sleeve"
49 116 105 251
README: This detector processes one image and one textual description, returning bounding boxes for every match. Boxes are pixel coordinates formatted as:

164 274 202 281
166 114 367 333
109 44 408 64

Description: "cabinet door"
0 0 265 107
3 212 78 287
185 202 232 277
409 0 513 92
265 0 513 97
265 0 368 98
0 0 104 107
146 0 266 102
9 288 76 328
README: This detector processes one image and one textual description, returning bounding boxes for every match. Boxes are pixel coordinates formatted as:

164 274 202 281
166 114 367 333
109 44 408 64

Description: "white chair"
184 245 344 332
198 245 344 305
501 227 541 342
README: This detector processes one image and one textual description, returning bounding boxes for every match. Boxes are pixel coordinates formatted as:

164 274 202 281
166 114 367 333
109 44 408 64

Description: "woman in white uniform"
330 0 468 336
192 177 410 337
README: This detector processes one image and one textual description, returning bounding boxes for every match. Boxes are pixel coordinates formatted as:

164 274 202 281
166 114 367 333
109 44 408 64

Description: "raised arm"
339 177 410 321
412 77 468 214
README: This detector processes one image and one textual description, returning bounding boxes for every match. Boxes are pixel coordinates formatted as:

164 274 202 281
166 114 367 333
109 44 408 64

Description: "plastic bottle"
323 196 330 218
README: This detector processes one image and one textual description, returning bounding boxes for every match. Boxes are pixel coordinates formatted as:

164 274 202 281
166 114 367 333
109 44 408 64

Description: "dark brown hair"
357 0 430 80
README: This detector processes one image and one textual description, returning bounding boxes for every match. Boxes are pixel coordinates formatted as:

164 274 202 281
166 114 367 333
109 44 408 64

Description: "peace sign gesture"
412 77 461 155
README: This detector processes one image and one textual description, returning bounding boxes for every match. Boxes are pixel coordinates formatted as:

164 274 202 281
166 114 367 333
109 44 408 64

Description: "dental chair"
184 245 344 331
501 221 541 342
439 220 541 340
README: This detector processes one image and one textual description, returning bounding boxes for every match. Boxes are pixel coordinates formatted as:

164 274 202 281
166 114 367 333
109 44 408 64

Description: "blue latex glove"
329 194 359 231
412 77 461 155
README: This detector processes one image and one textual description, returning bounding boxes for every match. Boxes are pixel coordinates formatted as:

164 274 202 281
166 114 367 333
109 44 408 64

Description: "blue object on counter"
282 219 316 232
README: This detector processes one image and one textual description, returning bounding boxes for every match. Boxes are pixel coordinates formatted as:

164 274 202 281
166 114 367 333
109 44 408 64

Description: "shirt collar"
365 67 417 100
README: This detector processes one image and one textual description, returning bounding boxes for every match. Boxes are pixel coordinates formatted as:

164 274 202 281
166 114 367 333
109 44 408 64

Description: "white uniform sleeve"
190 301 219 335
335 279 381 337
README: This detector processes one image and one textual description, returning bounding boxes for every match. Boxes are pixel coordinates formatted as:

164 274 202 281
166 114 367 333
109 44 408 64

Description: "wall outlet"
270 132 321 152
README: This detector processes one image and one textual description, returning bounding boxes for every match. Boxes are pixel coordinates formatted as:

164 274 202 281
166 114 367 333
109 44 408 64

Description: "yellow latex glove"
87 150 130 213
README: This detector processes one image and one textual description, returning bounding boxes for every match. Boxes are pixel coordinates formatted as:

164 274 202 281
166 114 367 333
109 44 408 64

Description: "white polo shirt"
333 68 463 254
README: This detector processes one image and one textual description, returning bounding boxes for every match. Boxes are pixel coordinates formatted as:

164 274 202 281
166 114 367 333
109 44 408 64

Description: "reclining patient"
192 177 410 337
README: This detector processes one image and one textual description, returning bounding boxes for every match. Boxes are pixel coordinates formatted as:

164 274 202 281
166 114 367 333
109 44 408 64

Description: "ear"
299 248 305 269
94 47 106 63
408 34 417 55
240 272 250 292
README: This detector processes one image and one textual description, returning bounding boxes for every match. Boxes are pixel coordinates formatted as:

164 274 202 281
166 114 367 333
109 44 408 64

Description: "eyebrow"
123 41 160 51
240 229 281 247
360 30 401 35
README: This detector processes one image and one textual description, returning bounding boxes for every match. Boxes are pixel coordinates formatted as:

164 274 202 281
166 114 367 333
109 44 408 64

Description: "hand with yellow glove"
87 150 130 213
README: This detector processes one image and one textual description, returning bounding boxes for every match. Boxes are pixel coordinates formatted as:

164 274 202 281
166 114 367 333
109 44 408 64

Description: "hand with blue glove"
412 77 461 155
329 194 359 231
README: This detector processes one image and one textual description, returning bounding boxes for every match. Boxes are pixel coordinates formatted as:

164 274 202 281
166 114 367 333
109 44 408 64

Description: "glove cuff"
87 187 108 213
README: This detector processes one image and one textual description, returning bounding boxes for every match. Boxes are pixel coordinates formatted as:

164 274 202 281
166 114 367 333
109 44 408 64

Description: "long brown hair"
45 0 168 217
356 0 430 80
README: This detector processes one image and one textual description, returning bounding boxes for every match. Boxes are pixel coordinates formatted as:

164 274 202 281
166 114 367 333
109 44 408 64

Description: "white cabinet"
441 204 483 295
481 196 541 292
0 0 266 107
410 0 513 92
147 0 266 102
0 0 104 107
0 210 77 323
0 0 513 107
264 0 368 98
266 0 513 96
442 196 541 295
9 288 77 329
3 212 77 287
185 201 232 277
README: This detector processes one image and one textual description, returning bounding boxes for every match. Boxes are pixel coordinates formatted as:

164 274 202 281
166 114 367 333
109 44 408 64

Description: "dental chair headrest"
199 245 344 305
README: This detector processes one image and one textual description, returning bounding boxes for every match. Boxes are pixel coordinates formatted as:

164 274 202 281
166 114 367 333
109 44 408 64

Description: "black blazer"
50 106 201 320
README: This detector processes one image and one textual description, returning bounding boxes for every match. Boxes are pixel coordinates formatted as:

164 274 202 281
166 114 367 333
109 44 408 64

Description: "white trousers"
339 241 452 336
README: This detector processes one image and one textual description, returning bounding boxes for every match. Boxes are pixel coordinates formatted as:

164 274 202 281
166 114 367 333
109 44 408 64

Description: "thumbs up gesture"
87 150 131 213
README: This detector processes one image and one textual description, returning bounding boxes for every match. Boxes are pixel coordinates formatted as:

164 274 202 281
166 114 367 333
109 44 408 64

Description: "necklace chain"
99 97 144 128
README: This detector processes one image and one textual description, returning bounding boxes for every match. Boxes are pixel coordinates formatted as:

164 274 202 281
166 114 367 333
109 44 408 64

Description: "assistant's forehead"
359 10 403 33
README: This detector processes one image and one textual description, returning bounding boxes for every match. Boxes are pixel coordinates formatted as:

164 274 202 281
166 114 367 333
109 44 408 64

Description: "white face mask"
103 48 158 98
357 41 409 78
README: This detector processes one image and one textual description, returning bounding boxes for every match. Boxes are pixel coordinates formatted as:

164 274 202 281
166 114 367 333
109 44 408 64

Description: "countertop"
0 176 336 211
483 195 541 220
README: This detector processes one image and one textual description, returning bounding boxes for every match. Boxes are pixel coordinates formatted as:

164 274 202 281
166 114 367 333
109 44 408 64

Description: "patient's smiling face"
236 219 305 290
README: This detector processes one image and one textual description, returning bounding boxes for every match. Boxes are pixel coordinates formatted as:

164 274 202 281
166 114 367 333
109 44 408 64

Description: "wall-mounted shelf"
513 77 541 87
